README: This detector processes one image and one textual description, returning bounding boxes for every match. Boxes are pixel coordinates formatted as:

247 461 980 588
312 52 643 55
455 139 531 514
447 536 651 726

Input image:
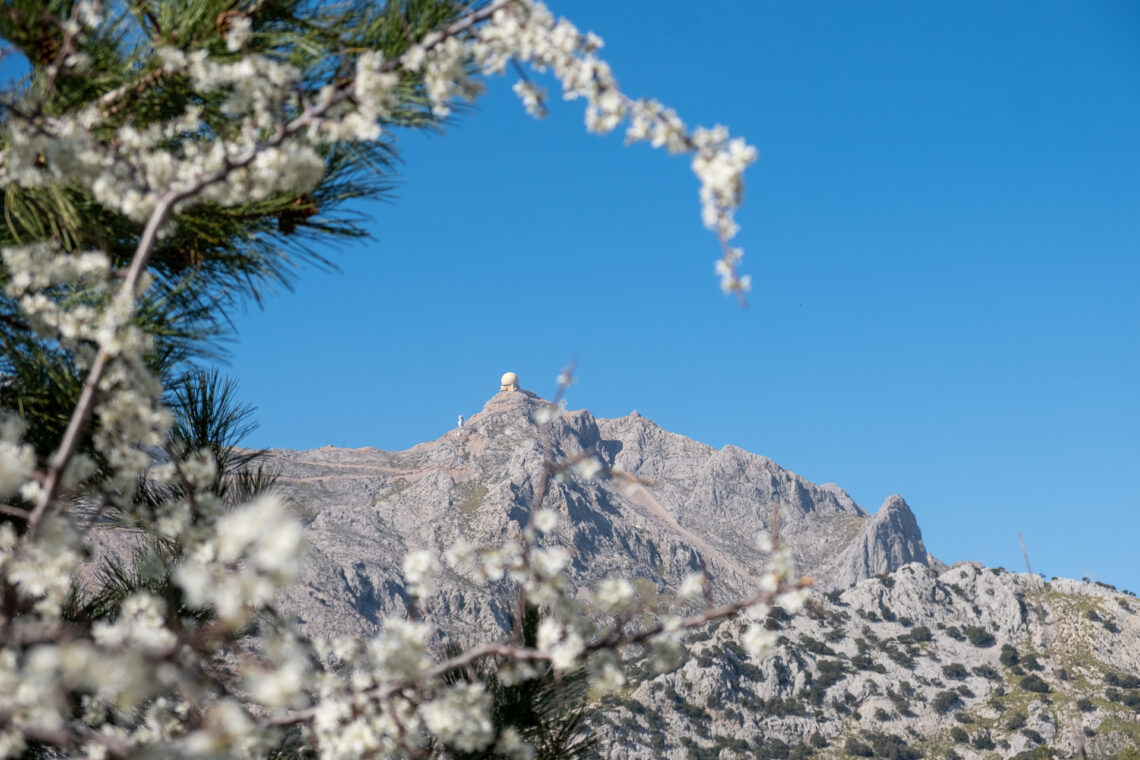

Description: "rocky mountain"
267 387 929 640
594 563 1140 759
264 384 1140 759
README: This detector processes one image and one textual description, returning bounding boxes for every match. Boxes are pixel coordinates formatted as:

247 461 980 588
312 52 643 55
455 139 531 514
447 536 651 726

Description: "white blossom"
76 0 102 29
445 538 477 570
594 577 636 615
588 650 625 693
531 405 559 424
174 495 302 624
245 659 307 709
742 623 777 659
225 15 252 52
92 593 175 653
367 619 431 681
403 549 442 600
536 617 585 671
678 571 706 600
777 586 811 615
354 51 400 120
529 545 569 579
756 531 774 553
532 508 559 534
573 456 603 481
512 80 547 117
496 726 535 760
0 422 34 499
419 683 494 752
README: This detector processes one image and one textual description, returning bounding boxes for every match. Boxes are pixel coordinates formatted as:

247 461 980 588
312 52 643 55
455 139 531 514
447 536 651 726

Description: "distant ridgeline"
261 379 1139 759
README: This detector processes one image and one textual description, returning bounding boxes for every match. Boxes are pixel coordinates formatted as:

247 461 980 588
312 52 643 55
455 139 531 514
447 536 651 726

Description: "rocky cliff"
823 495 930 589
267 389 929 640
263 387 1139 759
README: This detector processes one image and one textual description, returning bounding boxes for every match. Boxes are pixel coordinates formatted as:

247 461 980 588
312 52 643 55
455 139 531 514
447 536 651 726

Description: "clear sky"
223 1 1140 592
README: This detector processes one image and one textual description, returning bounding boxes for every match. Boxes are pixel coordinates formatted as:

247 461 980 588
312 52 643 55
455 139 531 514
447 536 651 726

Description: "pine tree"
0 0 464 474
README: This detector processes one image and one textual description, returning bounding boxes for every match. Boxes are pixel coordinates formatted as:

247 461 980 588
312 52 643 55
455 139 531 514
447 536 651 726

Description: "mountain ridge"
261 386 1138 758
267 388 932 644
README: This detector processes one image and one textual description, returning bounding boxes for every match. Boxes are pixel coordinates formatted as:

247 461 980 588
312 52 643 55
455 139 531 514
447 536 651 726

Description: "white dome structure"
500 371 519 392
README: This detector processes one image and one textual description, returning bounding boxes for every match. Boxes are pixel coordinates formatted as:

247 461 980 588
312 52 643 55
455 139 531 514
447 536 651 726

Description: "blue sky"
225 1 1139 591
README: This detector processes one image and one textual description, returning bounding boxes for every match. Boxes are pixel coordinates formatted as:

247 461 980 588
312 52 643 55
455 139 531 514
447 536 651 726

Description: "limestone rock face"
248 391 1140 759
822 494 930 589
599 564 1140 759
267 393 928 640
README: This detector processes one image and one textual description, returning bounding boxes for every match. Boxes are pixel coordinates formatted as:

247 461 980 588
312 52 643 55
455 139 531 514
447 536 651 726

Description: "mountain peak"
269 397 936 637
821 493 929 589
251 396 1138 760
480 386 542 410
880 493 911 513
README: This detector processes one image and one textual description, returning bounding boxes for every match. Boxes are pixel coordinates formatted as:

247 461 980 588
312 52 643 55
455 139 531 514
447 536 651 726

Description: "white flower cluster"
308 617 502 756
537 615 585 670
366 618 433 681
402 549 442 602
312 696 419 758
740 535 810 658
92 360 173 497
411 37 488 118
75 0 103 31
174 495 303 624
530 398 566 425
1 243 111 347
244 632 312 709
0 521 80 619
92 592 176 653
692 126 758 236
0 420 35 500
594 577 636 615
419 682 495 751
3 54 320 226
225 14 253 52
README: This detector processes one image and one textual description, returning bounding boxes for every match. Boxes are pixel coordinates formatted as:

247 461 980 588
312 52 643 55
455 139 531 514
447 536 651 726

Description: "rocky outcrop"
267 390 928 641
595 564 1140 759
257 388 1139 759
823 494 930 588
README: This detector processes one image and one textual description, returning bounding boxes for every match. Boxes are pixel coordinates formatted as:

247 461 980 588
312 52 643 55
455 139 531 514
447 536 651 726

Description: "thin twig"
0 504 29 519
96 68 167 116
27 193 174 539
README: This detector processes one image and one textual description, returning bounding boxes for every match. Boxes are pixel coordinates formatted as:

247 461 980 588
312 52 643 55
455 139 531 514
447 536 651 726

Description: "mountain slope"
261 385 1138 758
594 563 1140 759
268 388 929 640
